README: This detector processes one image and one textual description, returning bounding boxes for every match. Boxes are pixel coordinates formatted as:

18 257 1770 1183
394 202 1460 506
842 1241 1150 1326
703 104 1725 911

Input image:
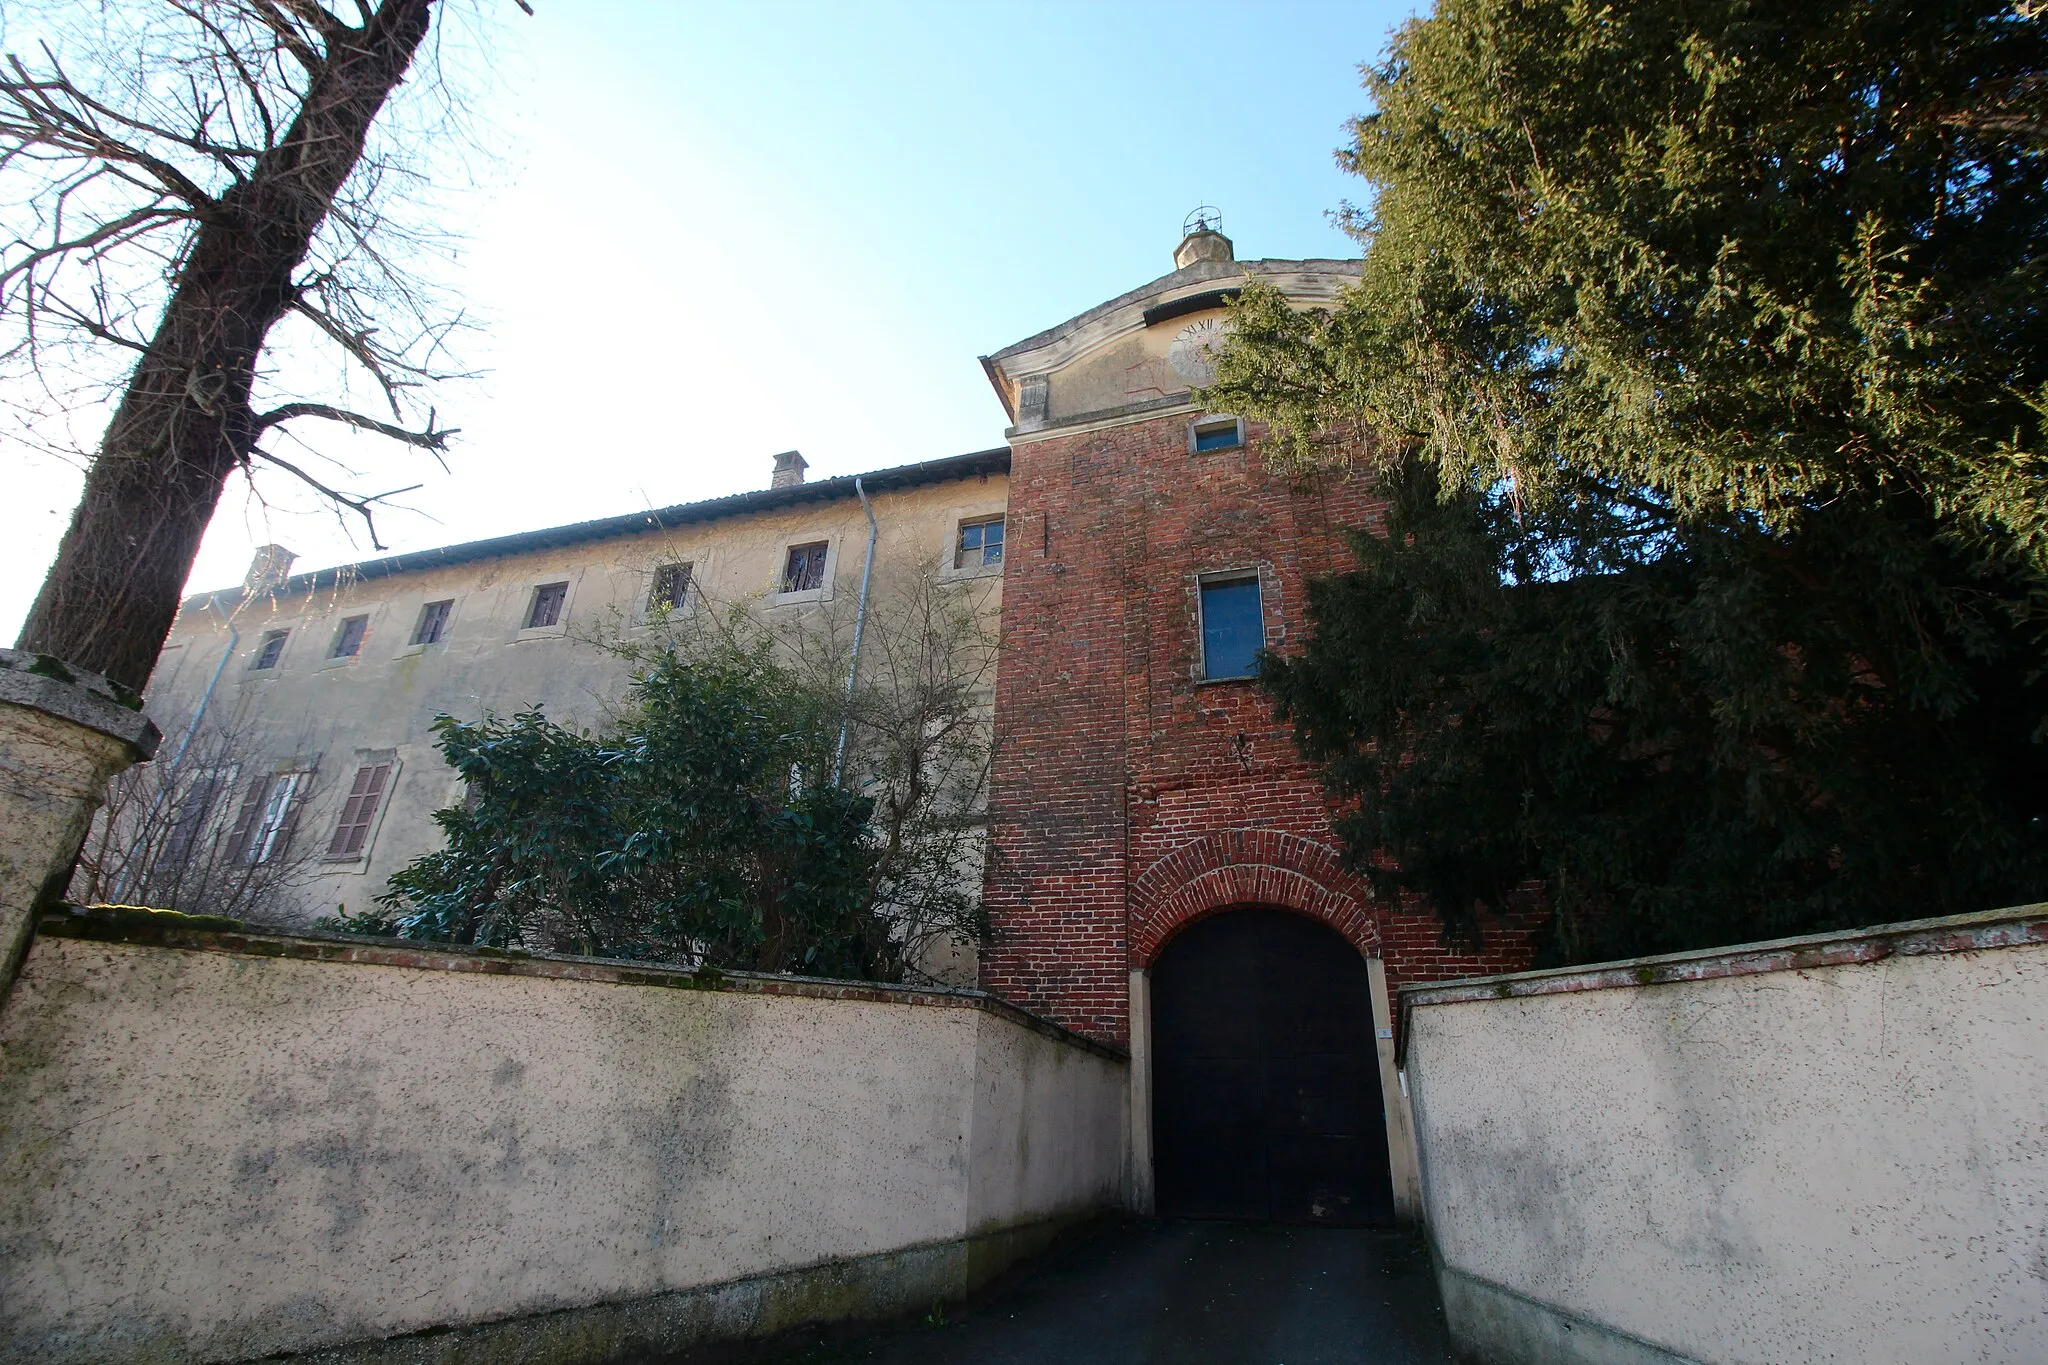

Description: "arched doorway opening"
1151 907 1395 1225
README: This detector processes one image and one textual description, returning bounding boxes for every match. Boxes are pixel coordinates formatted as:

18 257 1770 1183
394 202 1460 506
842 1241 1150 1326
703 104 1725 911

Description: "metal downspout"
169 595 239 773
834 477 878 785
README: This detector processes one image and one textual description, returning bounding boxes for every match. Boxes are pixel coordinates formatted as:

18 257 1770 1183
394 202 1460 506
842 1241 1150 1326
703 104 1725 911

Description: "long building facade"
135 226 1536 1224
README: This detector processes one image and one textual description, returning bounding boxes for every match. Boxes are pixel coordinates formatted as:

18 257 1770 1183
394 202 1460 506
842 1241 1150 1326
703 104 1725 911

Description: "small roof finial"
1175 206 1234 269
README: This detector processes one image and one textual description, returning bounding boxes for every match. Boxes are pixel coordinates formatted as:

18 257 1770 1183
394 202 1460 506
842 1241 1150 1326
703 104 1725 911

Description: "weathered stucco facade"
138 450 1008 947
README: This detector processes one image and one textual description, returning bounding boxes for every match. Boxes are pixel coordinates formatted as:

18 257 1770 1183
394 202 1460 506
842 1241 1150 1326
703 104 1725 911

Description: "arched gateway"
1150 908 1397 1225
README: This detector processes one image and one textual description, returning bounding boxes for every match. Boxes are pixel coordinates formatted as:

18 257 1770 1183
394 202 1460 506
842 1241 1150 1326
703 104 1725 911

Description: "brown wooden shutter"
227 775 271 866
327 763 392 858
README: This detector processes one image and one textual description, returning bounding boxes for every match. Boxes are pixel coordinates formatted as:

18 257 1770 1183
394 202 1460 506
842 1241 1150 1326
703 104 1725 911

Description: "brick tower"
978 223 1536 1219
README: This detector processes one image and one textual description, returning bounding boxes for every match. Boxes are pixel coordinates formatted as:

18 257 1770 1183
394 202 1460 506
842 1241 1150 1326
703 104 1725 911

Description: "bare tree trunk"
15 1 436 691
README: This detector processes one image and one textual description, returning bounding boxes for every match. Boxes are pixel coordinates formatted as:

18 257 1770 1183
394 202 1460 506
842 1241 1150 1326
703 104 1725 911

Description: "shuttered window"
412 599 453 645
526 582 568 628
230 771 306 865
327 762 393 859
163 770 229 866
649 562 692 610
781 543 828 593
330 616 368 658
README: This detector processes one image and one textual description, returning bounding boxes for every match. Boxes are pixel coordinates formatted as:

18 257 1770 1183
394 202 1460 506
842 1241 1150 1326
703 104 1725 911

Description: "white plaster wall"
964 1009 1128 1233
0 935 1124 1364
1407 937 2048 1364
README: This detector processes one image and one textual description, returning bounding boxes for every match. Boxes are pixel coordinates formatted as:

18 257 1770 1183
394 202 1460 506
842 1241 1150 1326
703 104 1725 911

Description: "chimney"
771 450 808 489
242 544 296 597
1174 226 1235 271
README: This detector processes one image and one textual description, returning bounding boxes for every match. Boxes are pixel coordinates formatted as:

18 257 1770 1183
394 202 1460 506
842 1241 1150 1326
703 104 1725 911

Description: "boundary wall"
1401 906 2048 1365
0 909 1127 1365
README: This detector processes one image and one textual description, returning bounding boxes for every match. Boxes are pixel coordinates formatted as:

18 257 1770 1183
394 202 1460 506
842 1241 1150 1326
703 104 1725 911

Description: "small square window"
649 562 692 611
252 630 288 670
329 616 368 659
412 599 453 645
526 582 569 629
956 516 1005 570
782 542 828 594
1191 416 1243 453
1199 575 1264 680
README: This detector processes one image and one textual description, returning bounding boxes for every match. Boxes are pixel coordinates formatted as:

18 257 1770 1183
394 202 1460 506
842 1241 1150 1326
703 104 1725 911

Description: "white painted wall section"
1403 908 2048 1365
0 922 1126 1364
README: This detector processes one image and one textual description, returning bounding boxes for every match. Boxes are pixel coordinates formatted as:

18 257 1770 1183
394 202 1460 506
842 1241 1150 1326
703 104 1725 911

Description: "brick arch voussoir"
1133 866 1377 966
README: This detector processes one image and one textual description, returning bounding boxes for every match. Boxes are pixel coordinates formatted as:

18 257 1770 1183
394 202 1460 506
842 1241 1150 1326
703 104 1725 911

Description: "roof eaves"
190 446 1011 607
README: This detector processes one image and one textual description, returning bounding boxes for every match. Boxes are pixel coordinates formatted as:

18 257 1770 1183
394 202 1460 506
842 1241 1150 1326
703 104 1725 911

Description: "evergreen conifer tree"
1205 0 2048 963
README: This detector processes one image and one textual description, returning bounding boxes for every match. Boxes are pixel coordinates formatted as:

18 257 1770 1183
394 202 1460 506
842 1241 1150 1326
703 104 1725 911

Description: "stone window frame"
771 536 839 606
394 597 458 657
513 571 581 641
1188 414 1245 455
1189 564 1280 685
626 547 713 628
317 611 377 670
249 629 291 672
938 497 1011 583
644 557 698 619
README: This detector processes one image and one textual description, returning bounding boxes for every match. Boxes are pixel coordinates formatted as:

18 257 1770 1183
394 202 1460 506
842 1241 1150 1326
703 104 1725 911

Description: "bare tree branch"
0 202 193 290
251 399 456 449
248 443 422 550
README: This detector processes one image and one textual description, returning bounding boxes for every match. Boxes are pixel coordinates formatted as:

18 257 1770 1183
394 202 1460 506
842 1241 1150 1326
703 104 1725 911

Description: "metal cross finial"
1183 206 1222 237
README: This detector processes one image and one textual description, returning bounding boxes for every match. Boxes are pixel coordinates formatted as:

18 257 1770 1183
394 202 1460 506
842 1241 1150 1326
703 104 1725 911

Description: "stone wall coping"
0 649 161 757
1399 902 2048 1019
34 905 1130 1063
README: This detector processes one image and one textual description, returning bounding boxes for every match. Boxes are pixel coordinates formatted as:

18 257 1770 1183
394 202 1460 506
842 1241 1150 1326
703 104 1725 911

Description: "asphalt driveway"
698 1218 1458 1365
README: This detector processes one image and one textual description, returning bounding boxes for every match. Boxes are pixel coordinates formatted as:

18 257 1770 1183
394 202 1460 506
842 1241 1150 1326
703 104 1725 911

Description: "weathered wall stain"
0 916 1126 1365
1404 906 2048 1365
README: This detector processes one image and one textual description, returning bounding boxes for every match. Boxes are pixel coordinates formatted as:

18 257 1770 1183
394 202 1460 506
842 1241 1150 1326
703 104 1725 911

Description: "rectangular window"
412 599 454 645
955 516 1005 570
1199 574 1265 680
781 542 828 594
230 771 305 866
1192 417 1243 453
329 616 367 659
649 562 692 611
162 769 229 867
252 630 287 670
526 581 569 629
327 761 393 859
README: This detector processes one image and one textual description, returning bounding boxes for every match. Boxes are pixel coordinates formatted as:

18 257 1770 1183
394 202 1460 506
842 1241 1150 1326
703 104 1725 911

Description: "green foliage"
1267 461 2048 964
1206 0 2048 960
1210 0 2048 565
356 648 896 978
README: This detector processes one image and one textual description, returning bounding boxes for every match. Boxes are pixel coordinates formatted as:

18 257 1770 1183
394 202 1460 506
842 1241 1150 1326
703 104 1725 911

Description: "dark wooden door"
1151 908 1395 1225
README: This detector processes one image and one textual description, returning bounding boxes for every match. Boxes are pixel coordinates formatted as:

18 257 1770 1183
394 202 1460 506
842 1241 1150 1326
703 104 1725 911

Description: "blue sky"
2 0 1419 636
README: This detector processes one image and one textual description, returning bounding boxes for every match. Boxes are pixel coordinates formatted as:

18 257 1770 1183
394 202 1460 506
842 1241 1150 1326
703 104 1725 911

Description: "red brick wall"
983 411 1539 1046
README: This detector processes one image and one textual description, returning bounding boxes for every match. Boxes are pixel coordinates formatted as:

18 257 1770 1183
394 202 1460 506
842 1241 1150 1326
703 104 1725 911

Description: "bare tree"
2 1 512 691
69 707 329 919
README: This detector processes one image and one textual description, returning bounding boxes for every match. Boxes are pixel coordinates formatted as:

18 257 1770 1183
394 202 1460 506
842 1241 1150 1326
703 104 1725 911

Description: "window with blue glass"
1200 574 1264 679
1191 416 1242 453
